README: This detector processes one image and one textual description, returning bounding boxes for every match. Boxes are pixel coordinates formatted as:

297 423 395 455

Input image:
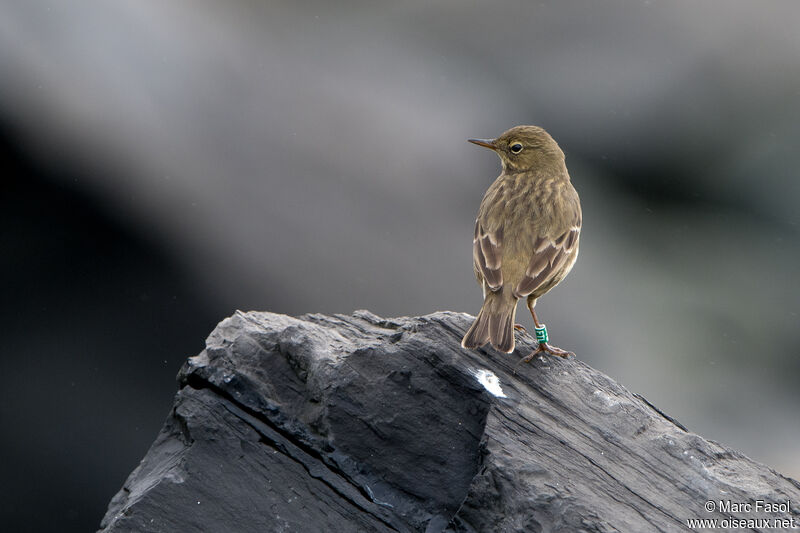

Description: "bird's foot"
517 342 575 365
513 323 527 333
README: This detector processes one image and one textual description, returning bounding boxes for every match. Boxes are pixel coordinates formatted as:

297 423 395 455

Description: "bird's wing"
514 226 580 298
473 219 503 291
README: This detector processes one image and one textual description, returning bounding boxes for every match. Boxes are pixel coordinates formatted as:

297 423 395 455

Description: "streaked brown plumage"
461 125 581 360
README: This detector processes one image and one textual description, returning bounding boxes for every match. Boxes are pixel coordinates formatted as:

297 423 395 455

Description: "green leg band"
535 324 549 344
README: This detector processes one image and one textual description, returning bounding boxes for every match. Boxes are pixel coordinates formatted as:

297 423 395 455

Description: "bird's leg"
518 300 574 364
513 323 527 333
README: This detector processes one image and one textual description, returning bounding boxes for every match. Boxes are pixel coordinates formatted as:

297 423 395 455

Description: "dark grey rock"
99 310 800 532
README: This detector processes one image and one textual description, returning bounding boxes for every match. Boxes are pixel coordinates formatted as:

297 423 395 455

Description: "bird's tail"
461 290 518 353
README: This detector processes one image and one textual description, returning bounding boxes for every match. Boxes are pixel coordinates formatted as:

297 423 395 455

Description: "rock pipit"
461 125 581 362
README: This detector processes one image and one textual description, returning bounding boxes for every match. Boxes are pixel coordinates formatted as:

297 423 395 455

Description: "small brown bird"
461 125 581 362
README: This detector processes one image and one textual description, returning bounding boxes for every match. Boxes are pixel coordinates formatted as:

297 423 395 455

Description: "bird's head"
469 125 565 173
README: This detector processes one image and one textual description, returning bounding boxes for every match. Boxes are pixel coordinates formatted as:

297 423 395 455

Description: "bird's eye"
510 143 523 154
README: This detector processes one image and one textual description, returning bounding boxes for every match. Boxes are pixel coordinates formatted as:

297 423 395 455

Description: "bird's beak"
468 138 497 150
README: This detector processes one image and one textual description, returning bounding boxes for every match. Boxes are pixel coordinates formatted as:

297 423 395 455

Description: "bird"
461 125 581 363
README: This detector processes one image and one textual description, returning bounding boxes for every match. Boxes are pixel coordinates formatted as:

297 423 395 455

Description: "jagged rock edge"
180 372 405 531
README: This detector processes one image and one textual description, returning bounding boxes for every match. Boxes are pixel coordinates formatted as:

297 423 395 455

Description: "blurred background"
1 1 799 531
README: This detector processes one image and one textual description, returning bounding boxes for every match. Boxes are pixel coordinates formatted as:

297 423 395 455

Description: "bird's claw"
515 342 574 371
537 342 574 359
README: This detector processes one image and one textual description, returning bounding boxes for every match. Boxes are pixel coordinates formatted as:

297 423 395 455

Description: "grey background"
1 1 798 531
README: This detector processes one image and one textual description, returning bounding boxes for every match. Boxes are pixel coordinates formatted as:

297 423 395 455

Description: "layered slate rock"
99 311 800 532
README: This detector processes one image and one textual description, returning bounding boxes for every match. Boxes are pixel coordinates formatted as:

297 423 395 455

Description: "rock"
99 310 800 532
